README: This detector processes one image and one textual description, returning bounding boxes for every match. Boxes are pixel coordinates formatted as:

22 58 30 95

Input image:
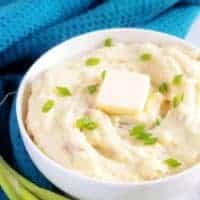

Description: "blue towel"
0 0 200 199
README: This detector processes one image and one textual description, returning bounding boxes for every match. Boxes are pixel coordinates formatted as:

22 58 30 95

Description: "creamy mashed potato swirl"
26 40 200 182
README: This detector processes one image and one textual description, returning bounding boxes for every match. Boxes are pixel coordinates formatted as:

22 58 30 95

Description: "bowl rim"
16 27 200 188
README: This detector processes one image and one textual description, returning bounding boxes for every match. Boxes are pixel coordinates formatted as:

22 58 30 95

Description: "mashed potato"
26 40 200 182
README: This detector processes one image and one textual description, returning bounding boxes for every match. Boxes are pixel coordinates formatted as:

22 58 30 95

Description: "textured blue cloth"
0 0 200 199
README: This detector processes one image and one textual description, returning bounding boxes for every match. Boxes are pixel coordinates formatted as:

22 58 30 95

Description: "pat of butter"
97 70 150 115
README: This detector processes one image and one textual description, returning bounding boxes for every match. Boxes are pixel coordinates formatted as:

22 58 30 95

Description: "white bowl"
16 28 200 200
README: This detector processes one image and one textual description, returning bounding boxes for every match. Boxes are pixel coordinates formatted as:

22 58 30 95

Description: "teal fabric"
0 0 200 199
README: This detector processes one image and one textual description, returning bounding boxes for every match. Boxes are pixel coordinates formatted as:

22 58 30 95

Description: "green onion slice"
158 82 168 94
87 84 98 94
75 116 98 131
42 99 55 113
152 118 161 128
164 158 182 168
101 70 107 80
129 124 157 145
85 57 100 67
172 74 183 86
172 94 184 108
140 53 152 61
55 86 72 97
104 38 112 47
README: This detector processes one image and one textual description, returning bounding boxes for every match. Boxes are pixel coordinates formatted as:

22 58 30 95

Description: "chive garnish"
144 137 158 145
129 124 157 145
55 86 72 97
101 70 107 80
172 74 183 86
87 84 98 94
172 94 184 108
85 57 100 66
104 38 112 47
158 82 168 94
75 116 98 131
140 53 152 61
42 99 55 113
164 158 182 168
152 118 161 128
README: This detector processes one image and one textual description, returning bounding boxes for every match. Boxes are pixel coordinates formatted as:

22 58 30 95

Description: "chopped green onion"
55 86 72 97
164 158 182 168
0 171 19 200
85 57 100 67
101 70 107 80
87 84 98 94
0 156 70 200
129 124 157 145
104 37 112 47
158 82 168 94
152 118 161 128
134 131 149 140
130 124 145 136
76 116 98 131
42 100 55 113
172 94 184 108
140 53 152 61
173 74 183 86
144 137 157 145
